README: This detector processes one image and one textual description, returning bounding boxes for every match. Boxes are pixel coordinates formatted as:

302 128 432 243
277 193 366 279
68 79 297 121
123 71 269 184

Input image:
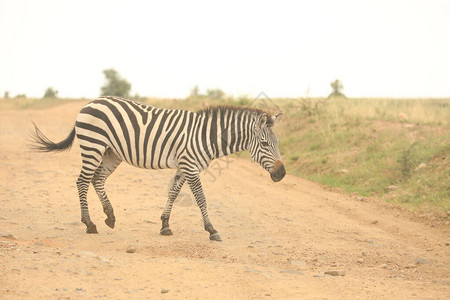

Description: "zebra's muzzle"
270 160 286 182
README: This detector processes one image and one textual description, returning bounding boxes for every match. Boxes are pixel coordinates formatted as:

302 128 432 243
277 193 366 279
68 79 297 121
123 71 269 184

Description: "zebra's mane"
197 105 274 126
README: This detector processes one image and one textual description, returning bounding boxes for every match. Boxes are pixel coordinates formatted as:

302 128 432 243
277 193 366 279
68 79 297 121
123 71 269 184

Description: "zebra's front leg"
186 174 221 241
160 170 186 236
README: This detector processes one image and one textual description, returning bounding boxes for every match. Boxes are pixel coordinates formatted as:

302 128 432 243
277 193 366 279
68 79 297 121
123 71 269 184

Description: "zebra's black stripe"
150 110 170 169
143 109 163 167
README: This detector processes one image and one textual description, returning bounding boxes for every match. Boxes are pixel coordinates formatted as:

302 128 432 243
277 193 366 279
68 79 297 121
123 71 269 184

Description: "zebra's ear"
272 113 283 125
256 113 269 131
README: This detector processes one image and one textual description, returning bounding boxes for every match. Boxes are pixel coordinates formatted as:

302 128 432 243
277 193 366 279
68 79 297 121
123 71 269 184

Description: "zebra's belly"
137 151 178 170
102 141 179 170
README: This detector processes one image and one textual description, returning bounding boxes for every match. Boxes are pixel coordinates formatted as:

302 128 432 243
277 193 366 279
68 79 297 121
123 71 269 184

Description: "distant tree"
190 85 200 97
100 68 131 97
15 94 26 98
4 91 9 98
328 79 346 98
206 88 225 100
43 87 58 98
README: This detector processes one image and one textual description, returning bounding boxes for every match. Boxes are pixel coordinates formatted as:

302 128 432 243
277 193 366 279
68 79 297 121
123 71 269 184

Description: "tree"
328 79 346 98
206 88 225 100
100 68 131 97
190 85 200 97
3 91 9 98
43 87 58 98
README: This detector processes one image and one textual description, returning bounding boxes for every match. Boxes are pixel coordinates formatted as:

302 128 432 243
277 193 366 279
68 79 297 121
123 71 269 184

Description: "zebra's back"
75 96 192 169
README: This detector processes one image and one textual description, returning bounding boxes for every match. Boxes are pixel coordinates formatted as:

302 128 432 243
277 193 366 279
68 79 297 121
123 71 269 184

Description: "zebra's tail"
30 122 76 153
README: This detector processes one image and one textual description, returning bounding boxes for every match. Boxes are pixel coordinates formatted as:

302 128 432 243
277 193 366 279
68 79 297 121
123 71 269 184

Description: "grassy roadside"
2 96 448 213
275 98 449 213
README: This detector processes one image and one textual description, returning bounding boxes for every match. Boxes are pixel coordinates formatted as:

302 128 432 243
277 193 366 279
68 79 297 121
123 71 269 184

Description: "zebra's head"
249 112 286 182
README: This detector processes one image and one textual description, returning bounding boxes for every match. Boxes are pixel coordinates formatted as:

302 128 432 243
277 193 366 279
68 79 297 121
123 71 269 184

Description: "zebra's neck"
198 106 257 159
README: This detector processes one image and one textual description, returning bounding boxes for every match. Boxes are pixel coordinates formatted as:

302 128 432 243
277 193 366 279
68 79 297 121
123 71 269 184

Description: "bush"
190 85 200 98
206 88 225 100
398 142 417 179
43 87 58 98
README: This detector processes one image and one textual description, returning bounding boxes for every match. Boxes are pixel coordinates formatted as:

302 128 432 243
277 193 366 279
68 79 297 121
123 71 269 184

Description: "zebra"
31 96 286 241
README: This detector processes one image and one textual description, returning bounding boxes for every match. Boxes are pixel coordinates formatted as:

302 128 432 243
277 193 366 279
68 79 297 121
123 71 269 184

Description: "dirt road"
0 102 448 299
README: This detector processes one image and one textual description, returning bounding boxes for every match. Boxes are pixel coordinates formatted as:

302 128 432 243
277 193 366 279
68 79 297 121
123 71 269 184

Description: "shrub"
43 87 58 98
398 142 417 179
206 88 225 100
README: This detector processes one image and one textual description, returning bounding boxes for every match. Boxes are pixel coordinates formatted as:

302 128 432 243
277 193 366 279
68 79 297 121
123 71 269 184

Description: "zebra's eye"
261 141 269 147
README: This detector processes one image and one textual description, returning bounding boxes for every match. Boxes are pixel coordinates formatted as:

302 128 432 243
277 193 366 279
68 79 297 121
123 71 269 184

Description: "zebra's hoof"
209 233 222 241
105 217 115 229
160 228 173 236
86 224 98 234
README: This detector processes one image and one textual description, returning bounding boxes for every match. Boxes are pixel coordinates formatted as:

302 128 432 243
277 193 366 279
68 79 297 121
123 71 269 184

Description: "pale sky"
1 0 450 99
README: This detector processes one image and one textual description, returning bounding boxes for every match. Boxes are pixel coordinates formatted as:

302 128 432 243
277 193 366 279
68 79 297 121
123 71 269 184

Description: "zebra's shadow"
173 186 195 207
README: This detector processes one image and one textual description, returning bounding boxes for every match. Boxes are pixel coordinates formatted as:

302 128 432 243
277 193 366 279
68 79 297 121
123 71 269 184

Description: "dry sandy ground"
0 102 449 299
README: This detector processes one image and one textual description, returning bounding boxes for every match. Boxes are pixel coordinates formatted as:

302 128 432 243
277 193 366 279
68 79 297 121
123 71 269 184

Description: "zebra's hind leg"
77 158 104 234
76 137 109 234
92 149 122 229
77 173 98 234
160 170 186 236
